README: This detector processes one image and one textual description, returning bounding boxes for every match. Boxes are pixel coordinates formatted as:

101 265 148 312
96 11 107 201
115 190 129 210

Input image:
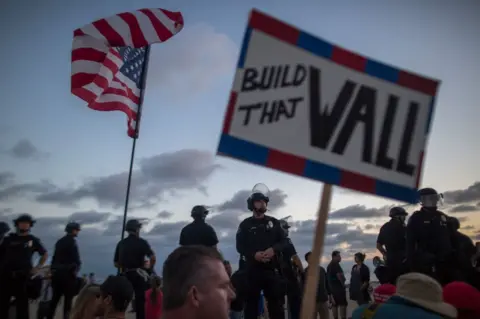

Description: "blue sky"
1 0 479 274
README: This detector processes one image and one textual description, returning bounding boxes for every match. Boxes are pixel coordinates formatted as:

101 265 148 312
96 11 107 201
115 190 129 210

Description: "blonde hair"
70 284 101 319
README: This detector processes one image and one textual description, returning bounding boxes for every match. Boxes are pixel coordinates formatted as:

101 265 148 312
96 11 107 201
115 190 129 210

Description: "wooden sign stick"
300 183 333 319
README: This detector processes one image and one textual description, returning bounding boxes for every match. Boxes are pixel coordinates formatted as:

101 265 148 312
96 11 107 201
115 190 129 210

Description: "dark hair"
150 276 162 305
305 251 311 262
100 275 133 312
332 250 341 258
162 245 223 310
354 252 366 262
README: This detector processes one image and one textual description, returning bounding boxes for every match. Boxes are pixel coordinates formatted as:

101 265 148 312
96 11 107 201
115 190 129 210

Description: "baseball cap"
100 275 134 302
443 281 480 314
373 284 396 304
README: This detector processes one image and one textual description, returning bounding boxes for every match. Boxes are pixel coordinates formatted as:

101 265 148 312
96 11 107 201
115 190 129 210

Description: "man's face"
253 200 267 214
334 254 342 262
72 229 80 236
17 222 30 232
194 260 235 319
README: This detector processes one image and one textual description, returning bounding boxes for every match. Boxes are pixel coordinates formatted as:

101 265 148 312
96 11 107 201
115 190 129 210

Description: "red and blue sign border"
217 9 440 204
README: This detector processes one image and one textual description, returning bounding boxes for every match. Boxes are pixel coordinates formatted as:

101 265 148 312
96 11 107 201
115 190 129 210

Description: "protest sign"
217 9 440 204
216 9 440 319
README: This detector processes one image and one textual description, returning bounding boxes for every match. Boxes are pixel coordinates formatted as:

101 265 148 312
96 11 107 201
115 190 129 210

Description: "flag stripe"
71 8 184 138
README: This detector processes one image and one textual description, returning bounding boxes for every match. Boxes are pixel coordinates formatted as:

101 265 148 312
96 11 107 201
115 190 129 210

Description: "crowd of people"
1 185 480 319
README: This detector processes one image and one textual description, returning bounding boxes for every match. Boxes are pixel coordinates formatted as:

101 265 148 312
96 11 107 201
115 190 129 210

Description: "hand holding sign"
217 9 440 319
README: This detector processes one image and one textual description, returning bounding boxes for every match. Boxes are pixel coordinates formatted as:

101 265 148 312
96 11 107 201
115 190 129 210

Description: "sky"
0 0 479 278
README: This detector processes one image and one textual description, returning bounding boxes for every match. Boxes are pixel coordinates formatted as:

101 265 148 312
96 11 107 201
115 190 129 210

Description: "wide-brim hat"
395 273 457 318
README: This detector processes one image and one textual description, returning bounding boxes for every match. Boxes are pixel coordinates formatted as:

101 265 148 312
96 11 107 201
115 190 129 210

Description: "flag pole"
120 45 152 241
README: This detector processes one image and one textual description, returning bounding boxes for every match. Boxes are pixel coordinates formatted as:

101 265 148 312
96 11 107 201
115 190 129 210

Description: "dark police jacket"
179 220 218 247
51 234 81 271
114 235 154 270
406 208 455 265
377 219 407 259
236 215 289 268
0 233 46 272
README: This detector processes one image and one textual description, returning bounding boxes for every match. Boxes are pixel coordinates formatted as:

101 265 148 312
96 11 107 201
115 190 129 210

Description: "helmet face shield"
420 193 443 208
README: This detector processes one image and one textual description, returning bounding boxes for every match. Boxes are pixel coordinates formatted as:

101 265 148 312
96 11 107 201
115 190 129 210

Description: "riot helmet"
247 183 270 214
13 214 35 233
125 219 142 234
389 206 408 223
418 187 443 209
191 205 209 220
65 221 81 235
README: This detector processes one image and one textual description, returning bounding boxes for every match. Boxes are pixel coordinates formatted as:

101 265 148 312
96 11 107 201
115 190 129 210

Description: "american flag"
71 8 184 138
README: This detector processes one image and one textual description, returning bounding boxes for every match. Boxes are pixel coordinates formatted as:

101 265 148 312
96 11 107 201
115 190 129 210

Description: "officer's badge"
441 215 447 222
267 221 273 229
27 240 32 247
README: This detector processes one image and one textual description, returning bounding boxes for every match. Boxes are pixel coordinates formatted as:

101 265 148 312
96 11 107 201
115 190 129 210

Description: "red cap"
373 284 396 304
443 282 480 313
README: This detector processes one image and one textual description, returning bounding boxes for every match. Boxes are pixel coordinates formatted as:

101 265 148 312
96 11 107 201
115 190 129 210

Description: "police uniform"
377 207 408 284
448 217 476 284
406 188 457 285
47 222 82 319
114 219 155 319
179 205 218 247
282 238 302 319
0 219 47 319
236 215 289 319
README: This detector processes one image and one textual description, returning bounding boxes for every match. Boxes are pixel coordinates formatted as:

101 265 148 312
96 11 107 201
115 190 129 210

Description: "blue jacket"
351 296 444 319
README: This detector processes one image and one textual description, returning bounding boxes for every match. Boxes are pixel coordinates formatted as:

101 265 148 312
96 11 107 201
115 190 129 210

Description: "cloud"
443 182 480 204
215 189 288 213
6 139 47 160
157 210 173 219
0 173 55 201
329 205 388 220
147 24 237 98
449 204 478 213
35 149 221 209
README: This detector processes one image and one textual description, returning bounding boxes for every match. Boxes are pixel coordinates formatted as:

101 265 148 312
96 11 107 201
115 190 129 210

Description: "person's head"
418 187 443 209
247 193 269 217
305 252 312 265
98 275 134 316
395 272 457 318
13 214 35 234
223 260 232 276
373 284 396 304
70 283 101 319
191 205 209 221
354 252 366 264
89 272 94 278
125 219 142 236
389 206 408 224
332 250 341 262
443 282 480 319
65 221 81 237
162 245 235 319
447 216 460 231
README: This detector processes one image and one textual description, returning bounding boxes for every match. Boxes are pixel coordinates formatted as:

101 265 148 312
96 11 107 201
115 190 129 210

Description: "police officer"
179 205 219 247
448 216 476 284
0 214 48 319
279 219 303 319
114 219 156 319
236 185 289 319
376 206 408 284
406 187 457 285
47 221 82 319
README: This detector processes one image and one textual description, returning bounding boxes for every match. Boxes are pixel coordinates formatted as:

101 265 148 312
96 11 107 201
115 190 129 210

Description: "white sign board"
217 9 440 203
